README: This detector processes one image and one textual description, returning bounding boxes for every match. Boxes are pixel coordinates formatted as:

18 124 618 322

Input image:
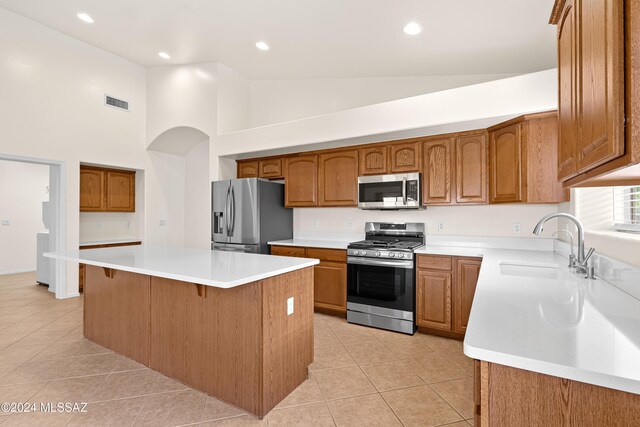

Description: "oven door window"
347 263 413 312
359 181 403 203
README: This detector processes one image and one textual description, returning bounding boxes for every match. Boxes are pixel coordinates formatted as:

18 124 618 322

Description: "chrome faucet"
533 213 595 276
552 229 576 270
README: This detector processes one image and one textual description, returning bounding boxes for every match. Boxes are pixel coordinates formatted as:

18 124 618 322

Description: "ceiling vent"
104 95 129 112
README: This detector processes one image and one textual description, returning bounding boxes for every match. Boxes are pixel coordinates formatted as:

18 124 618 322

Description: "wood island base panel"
83 265 314 418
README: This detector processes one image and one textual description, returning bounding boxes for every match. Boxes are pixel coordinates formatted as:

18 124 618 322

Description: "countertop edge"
45 253 319 288
464 342 640 395
268 239 350 250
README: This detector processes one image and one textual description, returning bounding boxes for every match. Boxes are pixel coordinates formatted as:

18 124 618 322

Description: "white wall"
218 64 251 133
249 74 519 128
0 8 177 296
294 204 560 240
216 69 557 157
0 160 49 274
185 141 211 249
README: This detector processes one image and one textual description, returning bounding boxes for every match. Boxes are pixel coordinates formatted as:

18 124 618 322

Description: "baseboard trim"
0 269 36 276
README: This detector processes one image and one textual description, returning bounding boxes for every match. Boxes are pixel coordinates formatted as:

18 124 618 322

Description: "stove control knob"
389 252 395 258
360 250 367 256
375 251 381 257
397 253 404 258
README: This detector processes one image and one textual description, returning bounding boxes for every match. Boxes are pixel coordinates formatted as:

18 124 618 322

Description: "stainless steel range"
347 222 425 335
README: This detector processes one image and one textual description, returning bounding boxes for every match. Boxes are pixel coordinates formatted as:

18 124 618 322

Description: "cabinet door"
456 133 488 204
423 138 453 205
358 146 388 175
453 258 481 334
524 116 565 203
79 167 106 212
313 261 346 313
318 150 358 206
284 155 318 207
489 124 523 203
390 142 421 173
237 161 259 178
557 0 579 181
106 170 135 212
577 0 625 173
258 159 283 179
416 270 452 331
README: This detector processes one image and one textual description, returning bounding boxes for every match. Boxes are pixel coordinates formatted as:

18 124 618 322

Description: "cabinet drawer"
305 248 347 263
417 255 452 271
270 245 306 258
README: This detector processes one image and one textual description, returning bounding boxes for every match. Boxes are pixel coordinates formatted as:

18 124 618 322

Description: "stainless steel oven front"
358 173 422 210
346 256 416 334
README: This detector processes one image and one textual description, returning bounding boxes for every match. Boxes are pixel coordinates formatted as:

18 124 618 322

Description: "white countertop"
46 245 319 288
268 239 350 250
79 238 142 247
417 245 640 395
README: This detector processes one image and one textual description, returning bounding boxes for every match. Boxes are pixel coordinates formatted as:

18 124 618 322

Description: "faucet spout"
533 213 586 265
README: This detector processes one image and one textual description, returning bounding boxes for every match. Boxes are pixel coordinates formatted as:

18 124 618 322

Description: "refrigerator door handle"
230 185 236 236
225 185 231 237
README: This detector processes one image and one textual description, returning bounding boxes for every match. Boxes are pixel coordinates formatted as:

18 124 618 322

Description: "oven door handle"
347 257 414 269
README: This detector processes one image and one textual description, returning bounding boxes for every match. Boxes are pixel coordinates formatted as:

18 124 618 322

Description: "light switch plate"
287 297 294 315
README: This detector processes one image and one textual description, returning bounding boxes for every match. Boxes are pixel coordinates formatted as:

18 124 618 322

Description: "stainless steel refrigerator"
211 178 293 254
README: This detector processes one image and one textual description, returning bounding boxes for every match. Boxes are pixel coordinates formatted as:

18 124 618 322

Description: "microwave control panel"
407 181 418 201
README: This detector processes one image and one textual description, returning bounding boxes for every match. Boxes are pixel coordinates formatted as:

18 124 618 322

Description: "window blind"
613 186 640 232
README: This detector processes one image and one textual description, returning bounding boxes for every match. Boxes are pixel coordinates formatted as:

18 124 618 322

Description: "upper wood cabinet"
489 123 523 203
284 155 318 207
359 146 388 175
453 258 481 334
489 113 564 204
258 159 283 179
551 0 638 186
318 150 358 206
80 166 135 212
423 138 453 205
422 132 487 206
455 133 488 204
390 141 421 173
80 167 106 211
237 160 259 178
106 170 135 212
577 0 625 173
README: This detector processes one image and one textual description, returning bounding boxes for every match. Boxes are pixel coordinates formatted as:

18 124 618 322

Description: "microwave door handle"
402 177 407 205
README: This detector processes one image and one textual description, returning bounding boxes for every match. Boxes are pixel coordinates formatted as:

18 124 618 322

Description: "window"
613 186 640 232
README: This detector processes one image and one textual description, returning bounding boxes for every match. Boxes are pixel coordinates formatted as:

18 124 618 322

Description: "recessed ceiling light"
77 13 94 24
158 52 171 60
255 41 270 51
403 22 422 36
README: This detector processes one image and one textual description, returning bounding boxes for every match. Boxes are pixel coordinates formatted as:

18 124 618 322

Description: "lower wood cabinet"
475 360 640 426
271 245 347 313
416 254 481 336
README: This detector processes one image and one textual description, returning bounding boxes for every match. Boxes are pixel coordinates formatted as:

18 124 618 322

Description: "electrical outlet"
348 219 353 229
1 220 10 226
513 223 521 234
96 222 102 229
287 297 294 315
313 219 320 229
438 220 445 232
159 219 166 226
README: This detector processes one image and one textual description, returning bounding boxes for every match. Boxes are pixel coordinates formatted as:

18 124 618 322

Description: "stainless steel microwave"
357 173 423 210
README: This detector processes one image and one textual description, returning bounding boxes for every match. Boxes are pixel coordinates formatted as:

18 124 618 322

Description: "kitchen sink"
499 261 569 280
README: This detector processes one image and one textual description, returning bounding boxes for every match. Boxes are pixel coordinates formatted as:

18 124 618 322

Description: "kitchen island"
46 245 319 418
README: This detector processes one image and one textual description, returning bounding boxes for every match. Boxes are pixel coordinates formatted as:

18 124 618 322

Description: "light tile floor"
0 272 474 426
